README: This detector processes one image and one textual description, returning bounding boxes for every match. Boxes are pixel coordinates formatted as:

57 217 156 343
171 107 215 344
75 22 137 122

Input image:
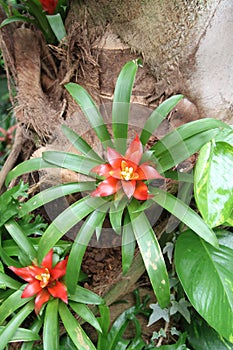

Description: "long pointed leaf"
140 94 183 146
0 289 30 325
0 272 22 290
128 206 170 308
69 302 102 333
150 187 218 247
122 213 136 274
37 196 106 263
18 182 96 217
66 205 109 294
42 151 103 176
0 327 40 342
0 301 34 350
69 285 104 305
43 299 59 350
61 124 104 162
59 303 97 350
4 220 37 262
112 60 139 153
65 83 113 149
5 158 57 186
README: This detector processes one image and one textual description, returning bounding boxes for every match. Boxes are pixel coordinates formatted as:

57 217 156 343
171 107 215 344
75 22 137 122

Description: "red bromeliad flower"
91 134 163 200
39 0 58 15
9 249 68 314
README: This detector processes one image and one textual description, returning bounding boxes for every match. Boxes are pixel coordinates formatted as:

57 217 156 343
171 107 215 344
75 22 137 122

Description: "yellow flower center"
120 160 138 181
35 268 50 288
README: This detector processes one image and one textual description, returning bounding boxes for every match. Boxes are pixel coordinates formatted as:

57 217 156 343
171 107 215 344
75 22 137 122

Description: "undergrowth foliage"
0 59 232 349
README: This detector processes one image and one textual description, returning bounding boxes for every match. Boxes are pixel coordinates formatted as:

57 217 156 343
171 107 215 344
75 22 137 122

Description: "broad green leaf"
194 141 233 227
69 285 104 305
46 14 67 42
4 219 37 262
61 124 104 162
150 187 218 247
66 206 109 294
18 182 96 217
59 303 97 350
42 151 103 176
43 299 59 350
186 313 233 350
0 301 34 350
65 83 113 149
112 60 139 153
122 213 136 274
97 305 110 350
0 288 31 324
128 207 170 308
69 302 102 333
37 196 106 263
175 230 233 343
140 94 183 146
0 326 40 342
5 158 56 186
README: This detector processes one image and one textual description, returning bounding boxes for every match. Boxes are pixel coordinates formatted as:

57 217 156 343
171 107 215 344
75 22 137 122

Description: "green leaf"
150 187 218 247
65 83 113 149
4 219 37 263
0 271 22 290
175 230 233 343
128 207 170 308
215 126 233 146
186 313 233 350
107 306 137 349
43 299 59 350
37 196 106 263
59 303 97 350
66 206 109 294
151 118 229 172
0 326 40 342
69 302 102 333
21 318 43 350
0 301 34 350
122 213 136 274
194 141 233 228
46 14 67 42
18 182 96 217
140 94 183 146
109 197 128 235
69 285 104 305
0 15 33 28
0 289 31 325
97 305 110 350
61 124 104 162
112 60 139 153
42 151 103 176
5 158 56 186
148 303 169 326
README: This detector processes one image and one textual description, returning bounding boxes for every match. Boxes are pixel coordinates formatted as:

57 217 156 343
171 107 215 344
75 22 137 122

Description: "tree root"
0 125 23 193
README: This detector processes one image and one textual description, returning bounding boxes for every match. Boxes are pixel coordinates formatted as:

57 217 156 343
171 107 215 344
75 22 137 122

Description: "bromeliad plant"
0 0 68 43
0 184 104 349
4 60 232 344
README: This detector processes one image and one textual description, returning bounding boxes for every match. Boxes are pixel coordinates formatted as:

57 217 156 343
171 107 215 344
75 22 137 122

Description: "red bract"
39 0 58 14
9 249 68 314
91 134 163 200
